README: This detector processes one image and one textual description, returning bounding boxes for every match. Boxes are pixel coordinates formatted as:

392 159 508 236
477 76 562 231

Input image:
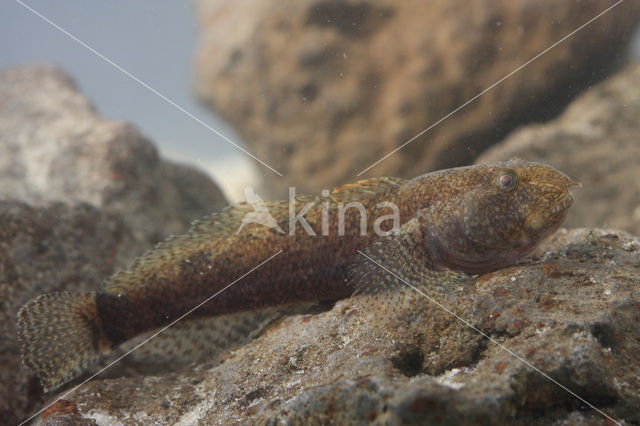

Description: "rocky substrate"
34 228 640 425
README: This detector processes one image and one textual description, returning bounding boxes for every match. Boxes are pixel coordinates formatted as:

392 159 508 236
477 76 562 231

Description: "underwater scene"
1 1 640 424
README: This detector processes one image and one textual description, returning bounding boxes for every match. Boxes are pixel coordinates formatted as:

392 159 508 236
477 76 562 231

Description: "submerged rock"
0 201 138 425
194 0 640 195
477 63 640 236
0 66 228 424
44 228 640 424
0 66 227 245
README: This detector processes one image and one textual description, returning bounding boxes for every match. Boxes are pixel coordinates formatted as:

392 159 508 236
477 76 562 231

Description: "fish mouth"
549 192 575 218
525 191 574 233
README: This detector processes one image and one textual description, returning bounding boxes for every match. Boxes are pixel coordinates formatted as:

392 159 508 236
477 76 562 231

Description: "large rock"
194 0 640 195
0 66 227 245
37 228 640 424
0 202 139 425
477 63 640 235
0 66 228 424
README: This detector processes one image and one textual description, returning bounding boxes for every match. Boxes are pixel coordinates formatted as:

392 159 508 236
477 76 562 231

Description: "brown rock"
47 228 640 424
41 400 97 426
194 0 640 195
477 63 640 235
0 66 227 245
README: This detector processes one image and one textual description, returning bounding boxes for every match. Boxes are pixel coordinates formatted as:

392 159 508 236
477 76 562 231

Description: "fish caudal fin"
17 291 107 392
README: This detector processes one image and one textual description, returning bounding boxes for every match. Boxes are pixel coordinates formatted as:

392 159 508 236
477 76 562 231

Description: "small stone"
622 240 640 252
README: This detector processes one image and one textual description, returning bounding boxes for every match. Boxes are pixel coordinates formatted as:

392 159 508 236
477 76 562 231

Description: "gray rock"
0 66 228 424
45 228 640 424
0 66 227 245
0 201 137 425
477 63 640 236
193 0 640 195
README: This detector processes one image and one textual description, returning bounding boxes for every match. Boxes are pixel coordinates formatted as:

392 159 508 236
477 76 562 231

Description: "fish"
16 160 578 392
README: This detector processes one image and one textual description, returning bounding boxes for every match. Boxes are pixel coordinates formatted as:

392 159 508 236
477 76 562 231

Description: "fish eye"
496 170 518 191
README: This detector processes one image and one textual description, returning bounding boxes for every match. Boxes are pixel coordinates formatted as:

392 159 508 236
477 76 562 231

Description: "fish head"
417 161 578 274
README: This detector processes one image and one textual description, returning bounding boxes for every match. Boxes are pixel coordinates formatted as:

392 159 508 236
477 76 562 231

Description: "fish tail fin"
17 291 108 392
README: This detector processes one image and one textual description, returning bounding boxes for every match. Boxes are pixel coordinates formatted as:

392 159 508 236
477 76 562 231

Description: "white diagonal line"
357 250 620 425
19 250 284 426
14 0 284 177
356 0 626 176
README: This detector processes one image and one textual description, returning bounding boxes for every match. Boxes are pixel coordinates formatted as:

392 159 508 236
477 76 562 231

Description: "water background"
1 0 639 202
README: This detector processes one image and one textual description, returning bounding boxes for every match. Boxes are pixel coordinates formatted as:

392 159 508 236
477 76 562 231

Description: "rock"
41 400 97 426
0 66 228 424
0 66 227 245
0 201 138 425
194 0 640 195
47 228 640 424
476 63 640 235
42 414 97 426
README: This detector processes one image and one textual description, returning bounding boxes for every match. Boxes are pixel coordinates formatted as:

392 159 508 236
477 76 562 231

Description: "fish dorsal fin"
102 201 286 293
103 177 406 294
327 177 406 203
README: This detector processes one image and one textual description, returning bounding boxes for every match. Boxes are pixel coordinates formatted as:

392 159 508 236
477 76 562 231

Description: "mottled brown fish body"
94 185 412 346
17 161 577 392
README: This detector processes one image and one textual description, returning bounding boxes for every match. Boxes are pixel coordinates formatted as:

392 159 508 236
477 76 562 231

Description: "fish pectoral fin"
348 219 472 310
348 221 472 328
